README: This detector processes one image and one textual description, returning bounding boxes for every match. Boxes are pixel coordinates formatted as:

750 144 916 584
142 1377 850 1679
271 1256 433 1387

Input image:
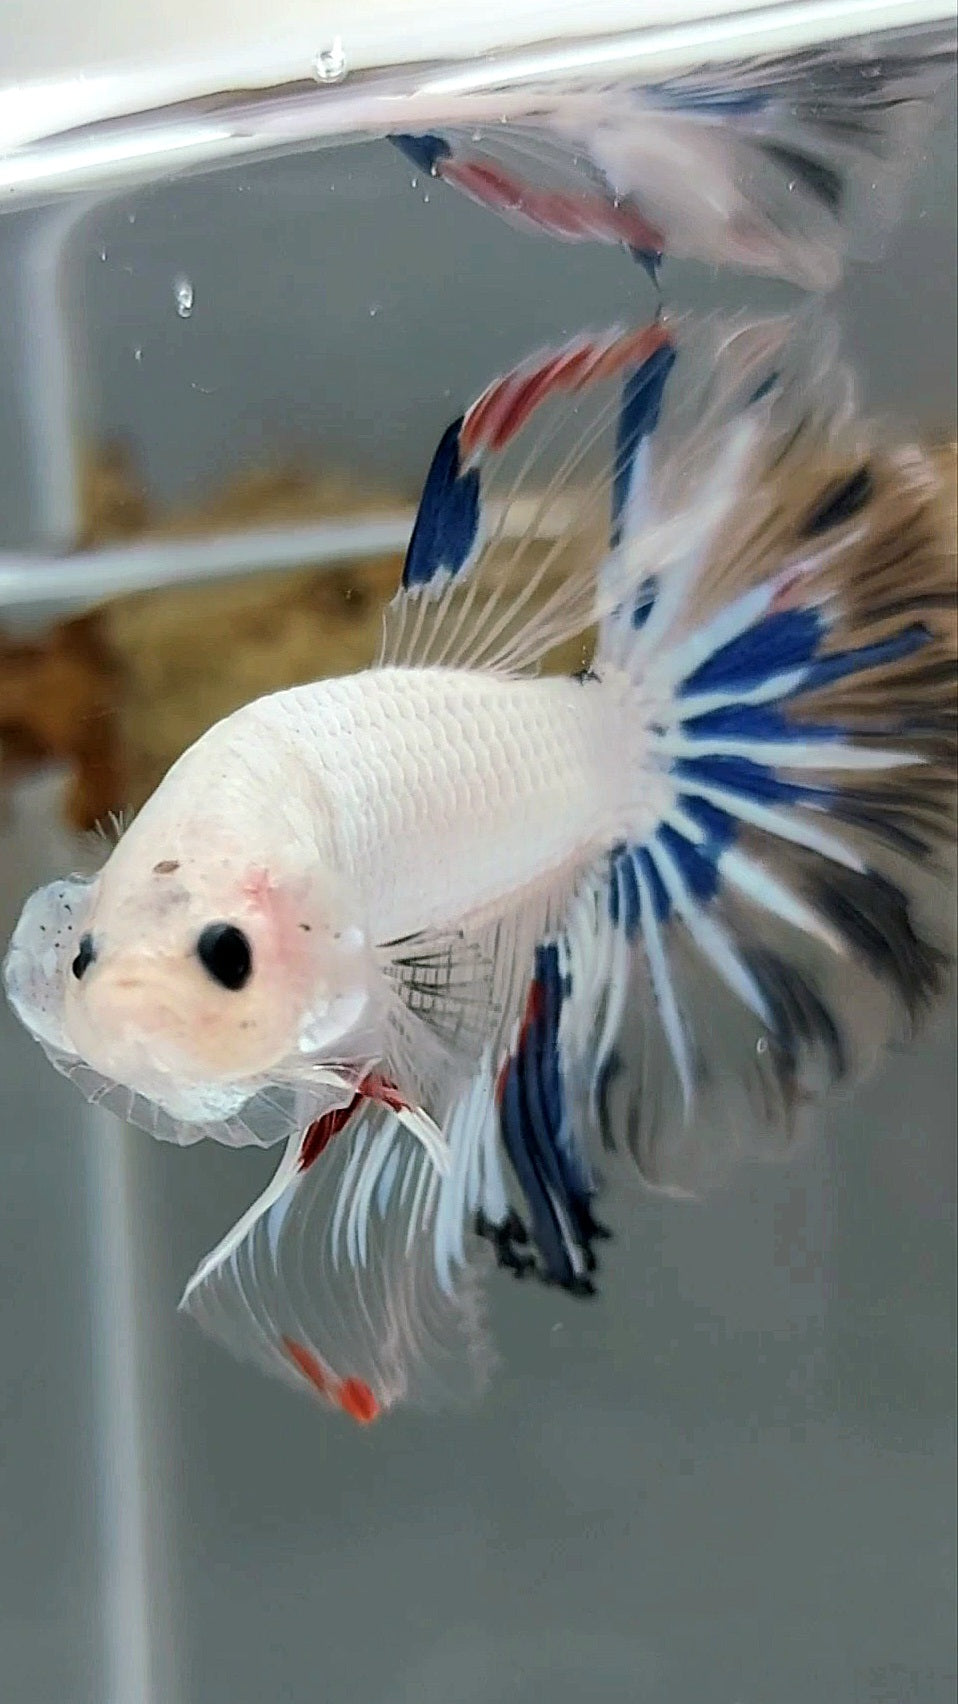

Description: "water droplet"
133 346 143 362
756 1036 769 1055
127 213 136 224
471 130 482 143
410 176 419 189
423 192 431 204
787 179 797 192
368 304 381 317
173 275 194 318
99 249 107 261
312 37 347 83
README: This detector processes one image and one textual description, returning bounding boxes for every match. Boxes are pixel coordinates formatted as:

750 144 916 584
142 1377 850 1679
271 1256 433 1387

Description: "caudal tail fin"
563 314 956 1191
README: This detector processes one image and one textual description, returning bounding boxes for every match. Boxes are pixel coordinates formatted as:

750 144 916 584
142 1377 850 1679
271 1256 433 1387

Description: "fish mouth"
65 964 194 1066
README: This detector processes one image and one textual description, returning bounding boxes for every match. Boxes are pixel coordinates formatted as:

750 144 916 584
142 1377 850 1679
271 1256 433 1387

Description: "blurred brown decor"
0 447 589 829
2 438 955 834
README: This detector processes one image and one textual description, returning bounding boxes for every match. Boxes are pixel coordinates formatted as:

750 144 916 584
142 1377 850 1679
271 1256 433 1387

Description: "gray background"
0 84 956 1704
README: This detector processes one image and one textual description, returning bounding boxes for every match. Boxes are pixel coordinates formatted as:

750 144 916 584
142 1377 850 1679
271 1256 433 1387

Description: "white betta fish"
4 314 956 1423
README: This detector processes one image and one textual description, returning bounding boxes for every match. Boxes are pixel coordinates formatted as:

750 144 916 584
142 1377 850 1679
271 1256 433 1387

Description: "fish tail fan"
571 310 956 1191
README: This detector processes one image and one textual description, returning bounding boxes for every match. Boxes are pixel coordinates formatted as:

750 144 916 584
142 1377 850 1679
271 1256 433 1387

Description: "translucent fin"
378 872 611 1298
391 33 956 289
379 320 678 675
179 1069 506 1416
573 309 956 1192
2 875 95 1059
493 939 609 1293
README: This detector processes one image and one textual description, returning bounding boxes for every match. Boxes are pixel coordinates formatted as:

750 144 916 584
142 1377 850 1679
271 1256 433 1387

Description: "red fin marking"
463 339 598 454
359 1072 409 1115
298 1095 362 1170
441 158 663 255
297 1075 412 1173
337 1378 381 1425
480 346 601 454
495 977 545 1106
283 1337 336 1399
283 1339 380 1423
461 322 674 457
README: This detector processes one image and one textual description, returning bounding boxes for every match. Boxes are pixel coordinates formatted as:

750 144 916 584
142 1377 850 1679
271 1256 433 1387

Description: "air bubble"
312 37 347 83
173 275 194 318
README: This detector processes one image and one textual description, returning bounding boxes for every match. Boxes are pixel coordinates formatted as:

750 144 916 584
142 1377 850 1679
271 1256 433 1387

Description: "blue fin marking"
610 343 676 547
678 795 738 845
673 754 827 806
656 826 723 904
790 624 932 697
610 847 642 938
389 133 452 175
681 609 823 698
638 848 671 922
498 945 602 1289
681 704 842 744
402 419 481 589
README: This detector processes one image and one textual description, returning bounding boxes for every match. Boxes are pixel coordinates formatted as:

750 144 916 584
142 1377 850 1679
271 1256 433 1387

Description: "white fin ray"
379 322 679 676
179 1079 501 1418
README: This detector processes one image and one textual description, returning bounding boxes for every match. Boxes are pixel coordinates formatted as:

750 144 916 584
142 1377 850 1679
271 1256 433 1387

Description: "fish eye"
71 934 96 980
196 923 253 991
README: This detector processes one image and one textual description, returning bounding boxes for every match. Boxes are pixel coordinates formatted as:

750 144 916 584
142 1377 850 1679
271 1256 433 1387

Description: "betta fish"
4 312 956 1422
389 32 956 288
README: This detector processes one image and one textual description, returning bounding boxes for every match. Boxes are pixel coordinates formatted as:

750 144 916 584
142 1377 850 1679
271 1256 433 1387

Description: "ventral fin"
179 1079 500 1417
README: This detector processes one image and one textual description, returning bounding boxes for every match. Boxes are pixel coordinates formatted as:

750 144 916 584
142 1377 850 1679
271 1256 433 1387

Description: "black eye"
71 934 96 980
196 923 253 991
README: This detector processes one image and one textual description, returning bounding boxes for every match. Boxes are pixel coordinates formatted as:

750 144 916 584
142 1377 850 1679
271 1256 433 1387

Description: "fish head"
3 827 378 1143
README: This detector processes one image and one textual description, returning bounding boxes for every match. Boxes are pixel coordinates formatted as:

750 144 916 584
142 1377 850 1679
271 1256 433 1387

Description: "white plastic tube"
1 0 954 201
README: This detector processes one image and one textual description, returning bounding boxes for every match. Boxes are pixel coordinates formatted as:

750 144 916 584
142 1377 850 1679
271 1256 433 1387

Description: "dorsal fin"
379 320 677 675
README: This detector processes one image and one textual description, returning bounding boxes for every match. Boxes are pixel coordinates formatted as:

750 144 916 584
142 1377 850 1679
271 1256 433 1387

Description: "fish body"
211 668 620 939
5 312 956 1420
